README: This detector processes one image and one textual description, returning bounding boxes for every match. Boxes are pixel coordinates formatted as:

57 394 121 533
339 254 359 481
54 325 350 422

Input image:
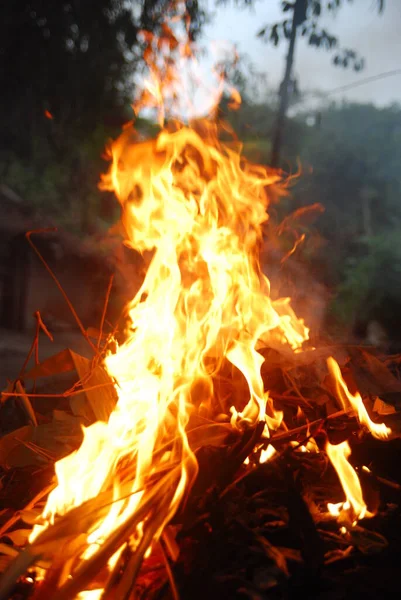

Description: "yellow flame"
25 5 385 594
326 440 371 524
260 444 276 463
29 67 308 592
327 357 391 440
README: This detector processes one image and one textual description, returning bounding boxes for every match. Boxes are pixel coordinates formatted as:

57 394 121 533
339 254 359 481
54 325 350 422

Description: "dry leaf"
5 529 31 547
24 349 116 423
70 352 117 422
14 381 37 427
0 426 35 469
24 349 77 379
349 348 401 398
69 393 96 423
0 412 83 469
19 508 43 526
373 397 397 415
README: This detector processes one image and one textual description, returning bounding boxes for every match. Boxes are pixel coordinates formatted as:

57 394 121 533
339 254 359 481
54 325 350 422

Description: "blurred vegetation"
0 2 399 336
0 0 205 232
226 97 401 334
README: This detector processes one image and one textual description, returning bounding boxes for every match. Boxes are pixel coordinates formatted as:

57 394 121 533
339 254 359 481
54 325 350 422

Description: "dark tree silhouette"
0 0 205 158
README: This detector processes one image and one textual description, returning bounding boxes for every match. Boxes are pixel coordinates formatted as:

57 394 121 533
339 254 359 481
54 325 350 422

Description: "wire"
320 69 401 97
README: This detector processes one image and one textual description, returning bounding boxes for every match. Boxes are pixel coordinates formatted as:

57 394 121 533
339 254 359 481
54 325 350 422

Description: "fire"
30 108 308 547
28 8 311 591
327 357 391 440
12 3 390 596
326 440 369 524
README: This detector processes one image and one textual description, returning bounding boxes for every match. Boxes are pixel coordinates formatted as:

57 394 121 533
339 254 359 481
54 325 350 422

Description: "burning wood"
0 3 400 598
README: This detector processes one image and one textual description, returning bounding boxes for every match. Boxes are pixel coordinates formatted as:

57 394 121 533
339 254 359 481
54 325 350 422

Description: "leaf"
282 2 294 12
24 349 77 379
69 392 96 423
373 397 396 415
19 508 43 526
5 529 31 547
0 412 83 469
270 25 279 46
348 525 388 554
187 423 236 451
350 348 401 398
70 353 117 422
14 381 37 427
25 349 116 423
0 426 35 469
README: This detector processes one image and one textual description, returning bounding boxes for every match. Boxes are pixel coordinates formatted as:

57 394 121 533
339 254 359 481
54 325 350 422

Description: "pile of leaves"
0 318 401 598
0 238 401 597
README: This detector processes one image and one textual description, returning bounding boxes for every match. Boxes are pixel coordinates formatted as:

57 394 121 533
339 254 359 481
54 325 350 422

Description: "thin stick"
160 539 180 600
98 275 114 349
25 229 98 354
0 483 56 538
1 381 115 399
271 409 353 446
18 313 41 379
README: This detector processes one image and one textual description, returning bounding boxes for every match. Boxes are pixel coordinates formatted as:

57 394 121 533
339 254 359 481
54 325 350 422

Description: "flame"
260 444 276 463
23 4 390 594
326 440 370 524
327 357 391 440
28 8 309 591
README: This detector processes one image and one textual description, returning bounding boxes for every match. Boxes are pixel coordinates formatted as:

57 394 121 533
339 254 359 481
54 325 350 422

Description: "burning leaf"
70 352 117 422
24 349 78 379
24 349 117 423
373 397 397 416
4 529 32 547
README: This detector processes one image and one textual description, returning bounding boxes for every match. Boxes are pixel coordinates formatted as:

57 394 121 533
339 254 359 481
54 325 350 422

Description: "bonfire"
0 4 400 599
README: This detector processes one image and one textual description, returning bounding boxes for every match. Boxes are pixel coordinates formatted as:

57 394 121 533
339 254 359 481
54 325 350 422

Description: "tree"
257 0 385 167
0 0 206 229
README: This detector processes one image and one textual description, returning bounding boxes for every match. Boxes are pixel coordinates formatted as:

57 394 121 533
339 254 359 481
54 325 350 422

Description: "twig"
0 483 56 539
1 381 115 400
18 311 51 379
14 381 38 427
25 229 98 354
271 409 353 446
160 539 180 600
98 275 114 349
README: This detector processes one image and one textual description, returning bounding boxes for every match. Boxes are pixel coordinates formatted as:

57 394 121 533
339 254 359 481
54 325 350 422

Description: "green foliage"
289 101 401 327
257 0 385 71
332 229 401 326
0 0 205 233
228 94 401 330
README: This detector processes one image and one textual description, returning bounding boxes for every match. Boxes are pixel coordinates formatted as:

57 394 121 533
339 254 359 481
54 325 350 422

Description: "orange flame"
29 12 309 588
326 440 370 524
24 4 388 595
327 357 391 440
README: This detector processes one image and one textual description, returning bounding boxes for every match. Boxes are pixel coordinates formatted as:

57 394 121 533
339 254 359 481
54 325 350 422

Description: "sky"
200 0 401 108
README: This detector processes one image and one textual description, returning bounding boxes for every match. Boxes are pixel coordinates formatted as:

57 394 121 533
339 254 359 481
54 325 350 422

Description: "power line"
320 68 401 97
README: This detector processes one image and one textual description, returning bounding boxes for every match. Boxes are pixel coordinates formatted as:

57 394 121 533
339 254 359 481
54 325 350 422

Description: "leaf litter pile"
0 242 401 599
